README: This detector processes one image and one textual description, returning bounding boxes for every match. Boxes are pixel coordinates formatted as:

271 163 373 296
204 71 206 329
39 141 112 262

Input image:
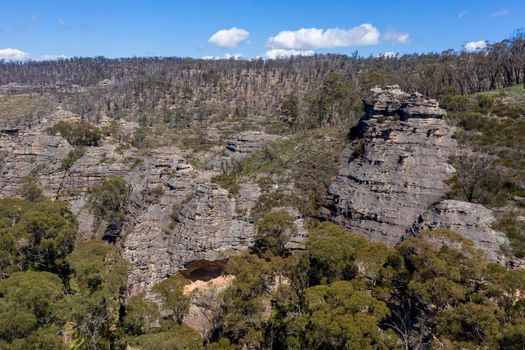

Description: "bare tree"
452 153 494 203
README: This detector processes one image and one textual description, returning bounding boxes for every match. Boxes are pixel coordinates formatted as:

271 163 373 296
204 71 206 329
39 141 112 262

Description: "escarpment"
323 85 510 261
0 111 269 294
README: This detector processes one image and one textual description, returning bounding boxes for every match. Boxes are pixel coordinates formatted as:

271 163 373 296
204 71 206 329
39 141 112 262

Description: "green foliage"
277 94 299 129
67 240 128 349
61 147 86 171
7 325 64 350
130 126 152 149
442 95 470 112
0 271 64 346
88 176 130 240
308 71 359 128
306 222 368 284
436 302 502 348
211 174 240 196
122 294 160 336
397 234 483 310
152 275 191 325
493 215 525 258
287 280 392 349
49 120 101 147
129 325 203 350
0 197 77 277
218 254 272 347
19 176 43 202
446 92 525 212
254 210 295 259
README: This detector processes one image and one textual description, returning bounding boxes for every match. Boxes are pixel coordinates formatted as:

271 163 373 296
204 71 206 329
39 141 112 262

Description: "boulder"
401 92 447 118
364 85 410 117
407 200 509 262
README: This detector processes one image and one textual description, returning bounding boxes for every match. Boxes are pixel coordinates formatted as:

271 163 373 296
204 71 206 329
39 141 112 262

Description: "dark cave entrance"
179 259 227 282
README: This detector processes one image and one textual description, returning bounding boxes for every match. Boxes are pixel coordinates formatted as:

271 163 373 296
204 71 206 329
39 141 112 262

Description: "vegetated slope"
444 85 525 257
0 34 524 350
0 32 523 129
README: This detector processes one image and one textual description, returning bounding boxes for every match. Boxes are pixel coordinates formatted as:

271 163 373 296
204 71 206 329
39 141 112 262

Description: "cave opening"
179 259 227 282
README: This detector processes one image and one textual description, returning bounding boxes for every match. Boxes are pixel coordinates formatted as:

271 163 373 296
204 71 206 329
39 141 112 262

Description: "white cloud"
38 54 69 61
489 8 508 17
379 51 397 58
266 24 379 49
202 53 245 60
265 49 315 59
384 28 411 43
464 40 488 52
0 48 29 61
208 27 250 48
224 53 245 60
458 11 467 19
57 19 72 29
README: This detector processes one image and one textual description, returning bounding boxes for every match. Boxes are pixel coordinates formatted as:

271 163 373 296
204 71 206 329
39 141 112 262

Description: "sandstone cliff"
323 85 509 261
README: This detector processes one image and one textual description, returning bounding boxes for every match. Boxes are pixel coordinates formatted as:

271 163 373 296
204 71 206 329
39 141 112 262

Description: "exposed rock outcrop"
209 130 277 174
0 110 265 294
323 87 456 245
364 85 410 117
407 200 509 261
323 86 508 262
364 85 446 120
183 275 235 337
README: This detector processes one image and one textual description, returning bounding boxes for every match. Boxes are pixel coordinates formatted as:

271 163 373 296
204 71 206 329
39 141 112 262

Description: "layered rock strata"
323 85 509 260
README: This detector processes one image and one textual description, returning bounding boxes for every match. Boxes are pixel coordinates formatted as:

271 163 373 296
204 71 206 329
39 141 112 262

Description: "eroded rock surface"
0 110 265 294
408 200 509 261
323 86 509 262
323 95 457 245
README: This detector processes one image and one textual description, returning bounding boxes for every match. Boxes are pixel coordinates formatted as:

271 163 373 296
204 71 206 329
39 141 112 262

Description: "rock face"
323 86 456 245
364 85 410 117
225 131 275 156
209 130 276 174
401 92 447 119
0 110 265 294
323 86 508 261
364 85 446 120
125 182 254 295
408 200 509 261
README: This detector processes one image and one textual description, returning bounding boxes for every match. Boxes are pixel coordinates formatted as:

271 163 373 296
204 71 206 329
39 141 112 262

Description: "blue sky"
0 0 523 60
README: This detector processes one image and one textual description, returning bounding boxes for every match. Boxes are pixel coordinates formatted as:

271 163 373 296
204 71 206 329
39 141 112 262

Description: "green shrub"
254 210 295 259
442 95 470 112
19 176 43 202
211 174 240 196
493 215 525 258
89 177 130 240
49 120 101 146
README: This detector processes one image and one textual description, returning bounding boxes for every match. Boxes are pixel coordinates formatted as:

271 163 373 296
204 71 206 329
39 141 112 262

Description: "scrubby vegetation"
201 222 525 349
444 86 525 256
0 184 524 349
0 28 524 350
88 176 130 242
49 120 102 147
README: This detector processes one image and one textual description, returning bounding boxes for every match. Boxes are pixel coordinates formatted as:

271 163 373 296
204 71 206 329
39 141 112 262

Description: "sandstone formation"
323 86 508 261
0 110 260 295
408 200 509 261
323 86 456 245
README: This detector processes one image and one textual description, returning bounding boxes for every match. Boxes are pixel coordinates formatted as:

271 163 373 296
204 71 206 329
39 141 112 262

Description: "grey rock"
225 131 275 156
407 200 509 261
323 116 457 246
363 85 446 119
364 85 410 117
401 92 447 118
